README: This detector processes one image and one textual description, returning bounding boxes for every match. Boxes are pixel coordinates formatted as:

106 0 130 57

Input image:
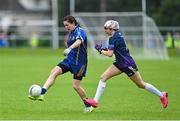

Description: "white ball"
29 84 42 97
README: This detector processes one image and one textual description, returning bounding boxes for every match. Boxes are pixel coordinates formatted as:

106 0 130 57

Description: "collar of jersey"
71 25 79 33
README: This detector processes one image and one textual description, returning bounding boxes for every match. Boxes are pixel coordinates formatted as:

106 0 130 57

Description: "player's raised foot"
83 106 94 113
84 99 98 108
160 91 168 109
36 95 44 101
28 95 37 100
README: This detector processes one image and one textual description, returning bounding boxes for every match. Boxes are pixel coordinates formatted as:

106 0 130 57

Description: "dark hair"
63 15 78 25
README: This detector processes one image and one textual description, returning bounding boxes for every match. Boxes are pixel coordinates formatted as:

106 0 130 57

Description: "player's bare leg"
73 79 93 112
28 66 62 101
100 64 122 81
85 65 122 108
73 79 87 100
37 66 62 101
43 66 63 90
129 71 146 88
130 71 168 108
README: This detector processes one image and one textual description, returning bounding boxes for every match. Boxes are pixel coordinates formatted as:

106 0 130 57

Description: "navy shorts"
57 59 87 80
113 62 138 77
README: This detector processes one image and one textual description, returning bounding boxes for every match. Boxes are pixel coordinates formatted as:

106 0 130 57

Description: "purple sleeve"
108 44 114 50
108 38 115 50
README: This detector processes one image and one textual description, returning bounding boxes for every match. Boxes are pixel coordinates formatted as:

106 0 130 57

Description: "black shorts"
57 63 83 80
113 62 138 77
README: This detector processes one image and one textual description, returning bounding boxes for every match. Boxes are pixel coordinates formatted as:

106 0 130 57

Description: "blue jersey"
108 31 136 68
67 26 87 65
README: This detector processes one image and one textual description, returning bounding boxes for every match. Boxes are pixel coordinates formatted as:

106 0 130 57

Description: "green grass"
0 48 180 120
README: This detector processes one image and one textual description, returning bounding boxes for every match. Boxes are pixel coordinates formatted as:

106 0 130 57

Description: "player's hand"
95 44 108 54
63 47 72 56
102 47 108 51
95 44 102 54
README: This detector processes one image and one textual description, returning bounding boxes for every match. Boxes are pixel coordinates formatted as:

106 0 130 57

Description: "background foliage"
58 0 180 26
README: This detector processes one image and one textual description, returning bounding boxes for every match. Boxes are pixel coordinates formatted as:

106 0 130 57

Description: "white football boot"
83 106 94 113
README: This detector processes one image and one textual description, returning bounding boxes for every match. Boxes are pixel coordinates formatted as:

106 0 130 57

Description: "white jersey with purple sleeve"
108 31 136 68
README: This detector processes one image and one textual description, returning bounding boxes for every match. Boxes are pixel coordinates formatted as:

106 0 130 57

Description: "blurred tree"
75 0 100 12
147 0 180 26
100 0 106 12
58 0 180 26
58 0 69 26
106 0 141 12
75 0 141 12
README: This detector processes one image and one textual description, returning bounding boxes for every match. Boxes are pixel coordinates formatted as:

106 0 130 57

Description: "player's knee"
100 75 107 81
72 83 80 91
50 67 61 76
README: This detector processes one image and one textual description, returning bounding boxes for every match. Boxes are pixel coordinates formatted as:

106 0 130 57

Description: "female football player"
29 15 92 112
85 20 168 110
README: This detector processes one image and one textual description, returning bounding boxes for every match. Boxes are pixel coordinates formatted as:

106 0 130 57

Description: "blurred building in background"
0 0 59 49
0 0 179 59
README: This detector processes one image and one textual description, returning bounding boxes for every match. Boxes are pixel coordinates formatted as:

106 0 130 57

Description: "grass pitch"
0 48 180 120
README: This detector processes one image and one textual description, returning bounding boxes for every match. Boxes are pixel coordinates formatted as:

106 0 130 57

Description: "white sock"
145 83 163 97
94 80 106 102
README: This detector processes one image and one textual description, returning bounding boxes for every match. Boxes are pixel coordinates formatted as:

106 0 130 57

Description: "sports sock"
145 83 163 97
94 80 106 102
41 88 47 95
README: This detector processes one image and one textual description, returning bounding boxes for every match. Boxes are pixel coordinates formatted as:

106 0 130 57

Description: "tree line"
58 0 180 26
